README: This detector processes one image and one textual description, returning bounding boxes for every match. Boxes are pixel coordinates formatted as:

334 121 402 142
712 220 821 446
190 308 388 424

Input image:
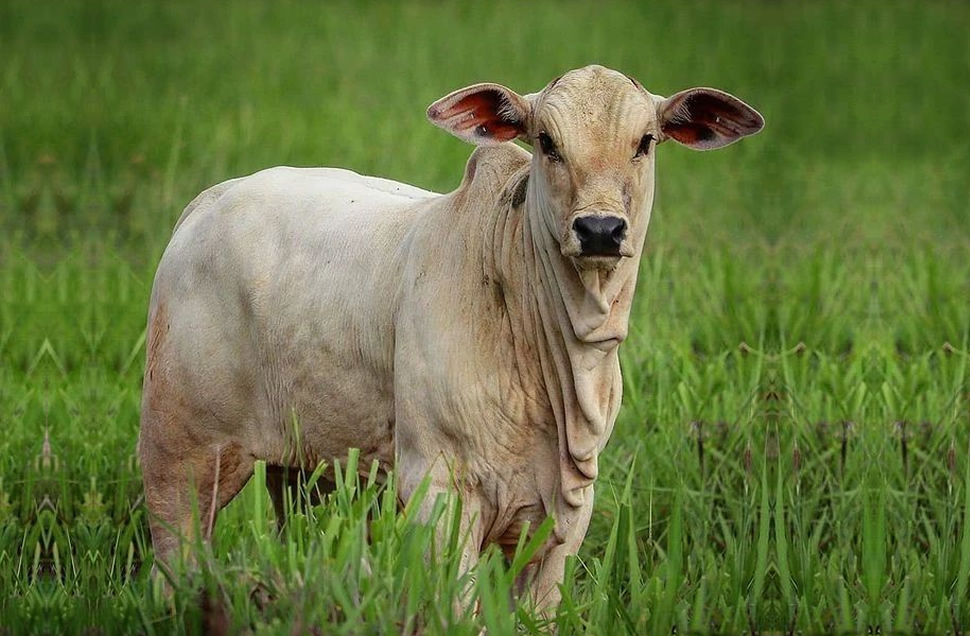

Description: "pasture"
2 0 969 633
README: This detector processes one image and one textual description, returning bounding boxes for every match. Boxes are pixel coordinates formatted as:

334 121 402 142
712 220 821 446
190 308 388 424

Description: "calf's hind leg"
139 418 254 571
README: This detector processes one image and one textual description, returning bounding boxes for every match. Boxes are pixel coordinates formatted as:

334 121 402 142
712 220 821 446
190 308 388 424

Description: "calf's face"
427 65 764 271
529 68 659 268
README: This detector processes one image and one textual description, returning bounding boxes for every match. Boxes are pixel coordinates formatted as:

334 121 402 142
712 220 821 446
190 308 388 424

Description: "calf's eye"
537 132 563 163
634 134 654 159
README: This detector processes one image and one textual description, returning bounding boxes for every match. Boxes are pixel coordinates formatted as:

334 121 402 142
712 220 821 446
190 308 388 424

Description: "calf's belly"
266 361 397 478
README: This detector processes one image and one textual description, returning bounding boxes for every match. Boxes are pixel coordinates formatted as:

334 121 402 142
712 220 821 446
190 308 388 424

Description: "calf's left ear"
427 83 531 145
657 88 764 150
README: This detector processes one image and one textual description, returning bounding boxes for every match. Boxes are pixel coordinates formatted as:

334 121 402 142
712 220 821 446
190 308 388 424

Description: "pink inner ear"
432 90 523 141
663 90 763 149
664 121 718 146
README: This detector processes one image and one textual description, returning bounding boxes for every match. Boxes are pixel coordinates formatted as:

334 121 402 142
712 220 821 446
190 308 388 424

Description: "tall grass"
1 0 969 632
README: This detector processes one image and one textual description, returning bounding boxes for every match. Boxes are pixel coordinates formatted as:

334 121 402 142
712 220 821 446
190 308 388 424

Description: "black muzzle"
573 215 627 256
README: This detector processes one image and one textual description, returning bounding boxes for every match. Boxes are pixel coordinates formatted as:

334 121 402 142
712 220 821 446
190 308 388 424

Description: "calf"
140 64 763 612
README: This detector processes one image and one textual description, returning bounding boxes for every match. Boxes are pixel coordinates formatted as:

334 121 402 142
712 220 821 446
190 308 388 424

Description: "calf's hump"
453 143 531 206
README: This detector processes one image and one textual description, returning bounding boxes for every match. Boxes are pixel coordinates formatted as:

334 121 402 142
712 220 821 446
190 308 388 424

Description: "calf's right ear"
427 83 531 146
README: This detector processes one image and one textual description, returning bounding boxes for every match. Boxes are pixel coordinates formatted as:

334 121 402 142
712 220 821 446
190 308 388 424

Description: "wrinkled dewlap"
521 168 649 514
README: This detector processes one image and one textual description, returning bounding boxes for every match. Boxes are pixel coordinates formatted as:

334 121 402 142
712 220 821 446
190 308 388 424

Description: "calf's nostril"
572 217 592 241
610 219 627 243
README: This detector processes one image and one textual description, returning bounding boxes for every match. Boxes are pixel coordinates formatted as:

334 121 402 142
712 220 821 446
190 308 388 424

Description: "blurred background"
1 0 969 632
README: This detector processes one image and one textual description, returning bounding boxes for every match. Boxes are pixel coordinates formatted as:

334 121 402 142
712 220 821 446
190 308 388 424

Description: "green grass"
2 0 970 632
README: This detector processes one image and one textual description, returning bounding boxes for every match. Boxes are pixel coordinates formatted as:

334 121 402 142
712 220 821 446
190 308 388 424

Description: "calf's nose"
572 216 627 256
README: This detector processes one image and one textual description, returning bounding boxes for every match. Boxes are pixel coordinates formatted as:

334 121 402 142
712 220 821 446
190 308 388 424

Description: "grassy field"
2 0 970 633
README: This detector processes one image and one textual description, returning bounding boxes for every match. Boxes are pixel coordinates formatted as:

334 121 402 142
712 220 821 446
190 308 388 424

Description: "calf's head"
427 65 763 270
